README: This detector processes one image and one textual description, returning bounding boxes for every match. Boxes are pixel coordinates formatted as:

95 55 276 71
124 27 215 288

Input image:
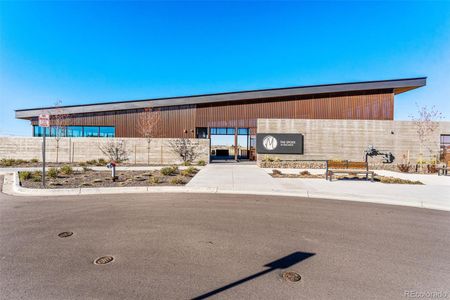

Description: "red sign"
38 114 50 127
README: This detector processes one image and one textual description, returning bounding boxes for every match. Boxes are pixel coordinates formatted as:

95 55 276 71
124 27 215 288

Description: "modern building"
16 77 449 163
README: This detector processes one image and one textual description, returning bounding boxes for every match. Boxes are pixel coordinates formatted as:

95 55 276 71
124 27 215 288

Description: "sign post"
39 114 50 188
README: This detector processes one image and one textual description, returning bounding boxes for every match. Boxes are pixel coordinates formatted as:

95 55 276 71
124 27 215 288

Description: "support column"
234 127 238 161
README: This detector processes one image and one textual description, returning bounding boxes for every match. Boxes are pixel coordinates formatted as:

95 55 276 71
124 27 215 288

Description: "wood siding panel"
31 90 394 137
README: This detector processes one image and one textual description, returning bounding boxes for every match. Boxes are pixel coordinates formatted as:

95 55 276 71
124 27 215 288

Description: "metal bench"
326 161 374 182
438 166 449 176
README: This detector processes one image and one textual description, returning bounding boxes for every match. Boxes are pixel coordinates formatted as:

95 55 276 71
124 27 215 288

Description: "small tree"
51 100 69 163
138 108 161 165
98 140 129 163
410 104 442 167
168 138 200 164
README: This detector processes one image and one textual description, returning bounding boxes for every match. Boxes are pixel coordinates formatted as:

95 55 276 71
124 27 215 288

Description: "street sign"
38 114 50 127
38 114 50 188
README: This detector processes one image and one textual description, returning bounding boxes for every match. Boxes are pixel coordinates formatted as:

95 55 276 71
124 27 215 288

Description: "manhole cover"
58 232 73 238
282 271 302 282
94 256 114 265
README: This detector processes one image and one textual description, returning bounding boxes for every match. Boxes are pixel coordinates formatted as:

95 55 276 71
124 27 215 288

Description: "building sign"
38 114 50 127
256 133 304 154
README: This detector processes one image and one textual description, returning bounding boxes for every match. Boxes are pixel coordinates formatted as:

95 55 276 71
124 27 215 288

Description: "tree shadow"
191 251 315 300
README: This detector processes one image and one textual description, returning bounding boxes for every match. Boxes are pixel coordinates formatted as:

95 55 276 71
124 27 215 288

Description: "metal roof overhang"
15 77 426 119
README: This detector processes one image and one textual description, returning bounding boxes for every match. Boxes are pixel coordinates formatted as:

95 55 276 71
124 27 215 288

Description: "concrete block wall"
0 137 210 164
257 119 450 163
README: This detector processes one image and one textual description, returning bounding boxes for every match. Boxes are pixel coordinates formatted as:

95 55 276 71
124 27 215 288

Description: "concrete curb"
2 172 450 212
0 165 205 174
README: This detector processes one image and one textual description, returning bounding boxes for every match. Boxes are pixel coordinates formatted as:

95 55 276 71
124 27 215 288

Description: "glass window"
83 126 99 137
67 126 83 137
210 128 217 135
34 126 44 137
99 127 115 137
440 134 450 162
217 128 227 135
226 128 235 135
196 127 208 139
50 126 66 137
238 128 249 135
34 126 53 137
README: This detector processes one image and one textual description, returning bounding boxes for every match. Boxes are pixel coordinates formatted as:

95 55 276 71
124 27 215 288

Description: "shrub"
197 160 207 166
86 159 97 165
98 158 107 165
427 164 437 173
263 156 274 162
181 161 191 166
0 159 15 167
168 139 200 164
98 140 129 163
60 165 73 175
78 162 87 167
181 167 198 177
300 170 311 176
170 176 185 185
149 176 162 184
47 167 59 178
160 166 178 176
379 176 423 185
272 169 282 175
31 171 42 182
19 171 32 182
397 163 411 173
30 158 39 163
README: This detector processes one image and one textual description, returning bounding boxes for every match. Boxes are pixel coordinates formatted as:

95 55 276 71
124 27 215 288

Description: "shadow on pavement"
191 251 315 300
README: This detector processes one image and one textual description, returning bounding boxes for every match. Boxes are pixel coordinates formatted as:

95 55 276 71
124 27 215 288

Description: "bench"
325 161 374 182
438 166 449 176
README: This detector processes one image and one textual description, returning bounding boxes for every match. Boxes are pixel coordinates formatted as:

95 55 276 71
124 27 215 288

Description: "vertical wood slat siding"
31 90 394 138
195 90 394 130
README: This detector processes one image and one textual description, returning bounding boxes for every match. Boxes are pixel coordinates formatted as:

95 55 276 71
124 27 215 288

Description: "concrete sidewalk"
187 164 450 211
186 164 286 193
2 164 450 211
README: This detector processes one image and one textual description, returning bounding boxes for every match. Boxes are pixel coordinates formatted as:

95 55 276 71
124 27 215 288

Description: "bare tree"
410 104 442 166
50 100 69 163
138 108 161 165
98 140 129 163
168 138 200 164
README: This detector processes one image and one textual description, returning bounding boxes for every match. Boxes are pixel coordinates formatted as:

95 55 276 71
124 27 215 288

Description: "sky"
0 1 449 136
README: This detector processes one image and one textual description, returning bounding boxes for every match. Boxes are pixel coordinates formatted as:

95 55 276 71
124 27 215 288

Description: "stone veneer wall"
257 119 450 166
0 137 210 164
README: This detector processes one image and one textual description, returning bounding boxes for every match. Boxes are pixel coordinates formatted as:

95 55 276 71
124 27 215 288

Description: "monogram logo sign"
256 134 303 154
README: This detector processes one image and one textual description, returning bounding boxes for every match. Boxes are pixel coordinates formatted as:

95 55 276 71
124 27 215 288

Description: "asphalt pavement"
1 190 449 299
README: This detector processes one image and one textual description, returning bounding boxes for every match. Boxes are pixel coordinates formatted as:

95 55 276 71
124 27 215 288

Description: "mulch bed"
270 170 423 184
20 168 199 189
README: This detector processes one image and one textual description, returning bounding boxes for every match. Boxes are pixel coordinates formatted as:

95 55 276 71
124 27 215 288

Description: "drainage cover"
58 232 73 238
282 271 301 282
94 256 114 265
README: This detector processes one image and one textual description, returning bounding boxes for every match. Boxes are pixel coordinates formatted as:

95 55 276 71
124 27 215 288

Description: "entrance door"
209 127 250 161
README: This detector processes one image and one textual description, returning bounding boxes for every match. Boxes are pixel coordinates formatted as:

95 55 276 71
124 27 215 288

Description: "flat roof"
15 77 426 119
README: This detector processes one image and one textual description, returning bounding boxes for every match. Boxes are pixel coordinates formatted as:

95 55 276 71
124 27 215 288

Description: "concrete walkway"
187 164 285 193
2 164 450 211
188 164 450 211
